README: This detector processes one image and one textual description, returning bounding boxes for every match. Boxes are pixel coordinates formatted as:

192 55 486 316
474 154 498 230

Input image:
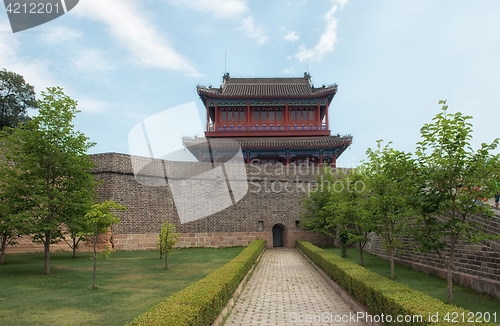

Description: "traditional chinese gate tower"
186 72 352 167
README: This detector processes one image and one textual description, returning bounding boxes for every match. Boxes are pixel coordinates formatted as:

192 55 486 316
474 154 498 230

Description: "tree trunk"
389 222 395 279
446 236 457 304
0 244 5 265
358 242 364 267
390 248 395 280
72 238 77 259
340 229 348 258
446 261 453 304
165 227 169 264
0 235 7 264
44 231 51 275
92 234 98 289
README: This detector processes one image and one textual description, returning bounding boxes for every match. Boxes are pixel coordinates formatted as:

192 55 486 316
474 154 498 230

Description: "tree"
322 173 349 257
157 221 179 270
0 69 37 130
320 170 371 263
0 131 33 264
328 170 372 265
62 208 94 259
60 180 97 259
362 140 414 279
302 168 338 245
85 200 125 290
412 100 500 303
0 158 30 264
3 86 98 274
304 168 373 264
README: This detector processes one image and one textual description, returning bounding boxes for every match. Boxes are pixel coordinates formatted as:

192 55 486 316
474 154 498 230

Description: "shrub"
128 239 265 326
297 240 496 326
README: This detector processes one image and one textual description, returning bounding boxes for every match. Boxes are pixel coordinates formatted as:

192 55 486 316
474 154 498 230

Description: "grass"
0 247 244 326
325 247 500 321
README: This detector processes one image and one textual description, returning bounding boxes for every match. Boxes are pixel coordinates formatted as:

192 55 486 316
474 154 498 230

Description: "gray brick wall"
90 153 327 247
365 214 500 298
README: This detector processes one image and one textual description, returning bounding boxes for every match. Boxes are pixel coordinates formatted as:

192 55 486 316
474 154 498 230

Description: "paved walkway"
224 248 368 326
486 198 500 215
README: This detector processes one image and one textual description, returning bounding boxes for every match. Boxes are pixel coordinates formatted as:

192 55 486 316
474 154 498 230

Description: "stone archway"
272 224 284 247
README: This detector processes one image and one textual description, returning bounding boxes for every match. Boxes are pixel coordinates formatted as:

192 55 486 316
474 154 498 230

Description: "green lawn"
0 247 244 326
325 247 500 321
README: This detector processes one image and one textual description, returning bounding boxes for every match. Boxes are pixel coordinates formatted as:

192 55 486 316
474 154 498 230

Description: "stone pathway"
224 248 368 326
486 198 500 215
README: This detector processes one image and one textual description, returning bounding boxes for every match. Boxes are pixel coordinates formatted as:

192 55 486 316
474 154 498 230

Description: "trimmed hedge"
297 240 497 326
128 240 265 326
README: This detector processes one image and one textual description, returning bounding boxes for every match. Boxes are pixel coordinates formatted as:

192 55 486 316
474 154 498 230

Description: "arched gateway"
272 224 283 247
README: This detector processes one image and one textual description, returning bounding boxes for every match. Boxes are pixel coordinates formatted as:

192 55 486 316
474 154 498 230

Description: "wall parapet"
366 213 500 299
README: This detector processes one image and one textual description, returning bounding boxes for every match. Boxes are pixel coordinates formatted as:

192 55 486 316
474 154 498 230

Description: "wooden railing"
209 123 328 132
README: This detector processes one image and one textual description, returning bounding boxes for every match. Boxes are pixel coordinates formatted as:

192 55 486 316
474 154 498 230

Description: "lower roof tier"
182 135 353 161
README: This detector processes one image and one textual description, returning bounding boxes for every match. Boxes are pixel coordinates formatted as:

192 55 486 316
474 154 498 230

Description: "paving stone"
224 248 368 326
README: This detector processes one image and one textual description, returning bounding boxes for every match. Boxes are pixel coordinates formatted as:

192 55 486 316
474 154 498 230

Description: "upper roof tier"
197 72 337 103
183 135 352 150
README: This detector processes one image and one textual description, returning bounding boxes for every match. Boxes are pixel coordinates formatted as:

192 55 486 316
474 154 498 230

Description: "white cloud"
77 97 110 114
74 0 201 77
284 31 299 42
72 49 115 75
0 20 108 116
41 26 82 44
282 67 297 74
287 1 307 7
295 0 347 62
0 20 56 93
70 49 115 85
175 0 247 19
171 0 267 43
237 16 267 44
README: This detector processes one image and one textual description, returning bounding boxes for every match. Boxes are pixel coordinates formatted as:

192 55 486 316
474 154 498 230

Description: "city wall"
90 152 328 250
365 213 500 298
6 152 500 298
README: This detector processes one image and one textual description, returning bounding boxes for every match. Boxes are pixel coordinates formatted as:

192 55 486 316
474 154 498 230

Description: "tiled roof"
197 74 337 100
183 136 352 150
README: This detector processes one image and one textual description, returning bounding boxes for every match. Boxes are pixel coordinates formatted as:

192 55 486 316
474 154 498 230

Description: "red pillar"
206 104 210 131
316 102 321 129
214 103 218 131
325 101 329 130
247 102 251 130
331 154 337 168
285 102 289 131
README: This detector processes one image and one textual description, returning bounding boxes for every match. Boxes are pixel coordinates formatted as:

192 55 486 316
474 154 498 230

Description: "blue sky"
1 0 499 167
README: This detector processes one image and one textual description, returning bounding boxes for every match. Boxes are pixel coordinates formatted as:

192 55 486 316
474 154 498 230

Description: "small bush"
128 240 265 326
297 240 496 326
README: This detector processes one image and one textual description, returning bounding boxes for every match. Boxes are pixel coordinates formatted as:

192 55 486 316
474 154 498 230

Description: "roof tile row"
197 76 337 100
